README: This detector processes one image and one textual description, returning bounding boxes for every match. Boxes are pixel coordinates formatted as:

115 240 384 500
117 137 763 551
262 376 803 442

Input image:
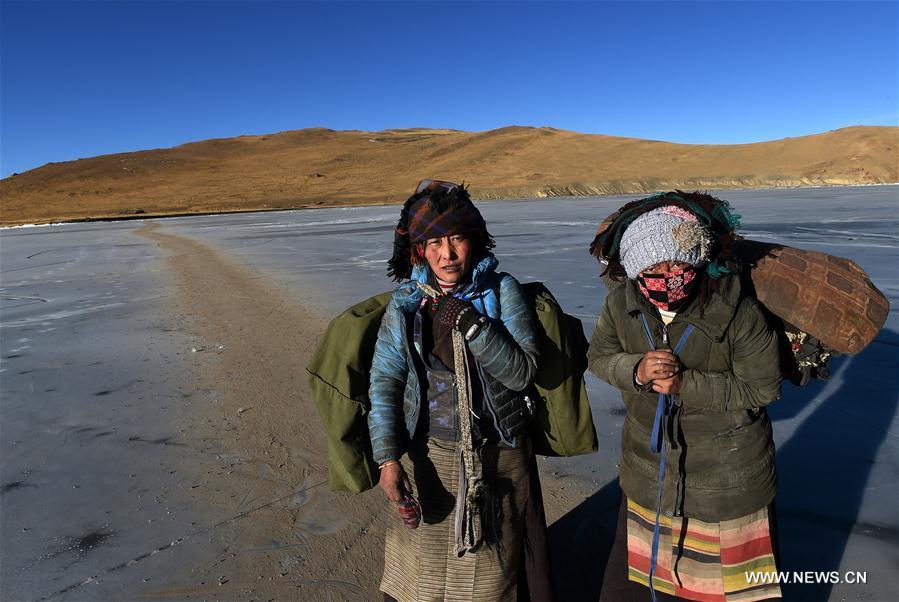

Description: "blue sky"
1 0 896 177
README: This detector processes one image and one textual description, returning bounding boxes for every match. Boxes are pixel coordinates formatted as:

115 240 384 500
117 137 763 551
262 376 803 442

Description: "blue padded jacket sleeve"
367 296 408 464
466 275 539 392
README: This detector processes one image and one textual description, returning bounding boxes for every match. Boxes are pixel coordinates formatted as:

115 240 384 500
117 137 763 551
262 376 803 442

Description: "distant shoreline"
3 125 895 228
4 182 896 230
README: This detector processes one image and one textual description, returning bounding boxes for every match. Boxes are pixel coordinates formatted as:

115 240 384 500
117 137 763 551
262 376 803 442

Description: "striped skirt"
626 498 782 602
381 437 530 602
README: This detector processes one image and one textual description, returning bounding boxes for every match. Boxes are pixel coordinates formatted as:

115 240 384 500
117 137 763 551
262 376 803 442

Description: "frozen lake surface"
2 185 897 601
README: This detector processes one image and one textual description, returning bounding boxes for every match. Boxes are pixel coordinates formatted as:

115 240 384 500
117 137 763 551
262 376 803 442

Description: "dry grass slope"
1 125 896 226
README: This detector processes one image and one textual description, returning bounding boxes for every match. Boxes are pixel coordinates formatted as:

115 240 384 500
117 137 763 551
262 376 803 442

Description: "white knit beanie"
619 206 713 279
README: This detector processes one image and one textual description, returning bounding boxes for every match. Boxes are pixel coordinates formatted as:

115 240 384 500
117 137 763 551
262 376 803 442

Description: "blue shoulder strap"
639 314 694 602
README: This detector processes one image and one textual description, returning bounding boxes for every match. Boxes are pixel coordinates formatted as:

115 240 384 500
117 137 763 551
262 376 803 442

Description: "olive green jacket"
588 274 781 521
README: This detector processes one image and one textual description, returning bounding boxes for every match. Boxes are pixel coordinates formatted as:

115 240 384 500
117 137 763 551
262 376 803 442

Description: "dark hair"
387 183 496 281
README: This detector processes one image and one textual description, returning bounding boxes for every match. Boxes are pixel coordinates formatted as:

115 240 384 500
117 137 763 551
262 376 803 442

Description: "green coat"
588 274 781 521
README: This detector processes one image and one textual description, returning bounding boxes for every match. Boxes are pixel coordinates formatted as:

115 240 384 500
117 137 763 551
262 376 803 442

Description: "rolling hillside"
1 125 896 226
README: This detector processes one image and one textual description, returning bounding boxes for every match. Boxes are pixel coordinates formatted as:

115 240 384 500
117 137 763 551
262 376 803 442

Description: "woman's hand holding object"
379 462 410 502
379 462 421 529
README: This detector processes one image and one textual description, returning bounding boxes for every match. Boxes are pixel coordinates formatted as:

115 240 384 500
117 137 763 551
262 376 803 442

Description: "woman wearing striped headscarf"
368 180 552 601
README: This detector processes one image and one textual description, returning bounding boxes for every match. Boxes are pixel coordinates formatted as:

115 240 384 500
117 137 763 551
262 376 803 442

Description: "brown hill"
1 125 896 226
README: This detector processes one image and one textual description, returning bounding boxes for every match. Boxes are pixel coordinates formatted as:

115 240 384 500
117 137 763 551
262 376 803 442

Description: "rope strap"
416 282 483 555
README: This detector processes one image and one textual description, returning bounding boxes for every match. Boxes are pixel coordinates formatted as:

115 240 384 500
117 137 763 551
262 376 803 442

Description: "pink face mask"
636 265 699 312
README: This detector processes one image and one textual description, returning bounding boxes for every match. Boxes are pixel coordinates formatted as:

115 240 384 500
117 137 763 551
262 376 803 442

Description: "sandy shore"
132 223 388 599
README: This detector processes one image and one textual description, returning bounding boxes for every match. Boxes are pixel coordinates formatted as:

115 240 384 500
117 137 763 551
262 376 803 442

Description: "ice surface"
2 185 896 601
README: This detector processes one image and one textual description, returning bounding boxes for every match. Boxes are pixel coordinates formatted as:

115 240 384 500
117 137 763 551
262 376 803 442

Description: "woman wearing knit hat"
369 180 551 601
588 192 783 602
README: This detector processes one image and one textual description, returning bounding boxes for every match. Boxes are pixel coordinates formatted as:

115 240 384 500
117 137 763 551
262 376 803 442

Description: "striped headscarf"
388 180 495 281
407 180 487 243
